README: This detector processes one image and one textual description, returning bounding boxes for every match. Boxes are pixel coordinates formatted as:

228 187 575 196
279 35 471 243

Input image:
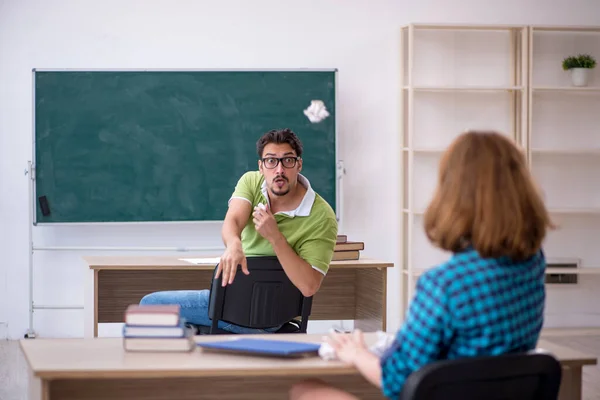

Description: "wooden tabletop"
20 333 597 380
20 333 374 379
536 340 598 367
84 255 394 270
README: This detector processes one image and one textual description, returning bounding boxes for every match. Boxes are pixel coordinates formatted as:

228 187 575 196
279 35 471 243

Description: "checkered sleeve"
380 271 450 398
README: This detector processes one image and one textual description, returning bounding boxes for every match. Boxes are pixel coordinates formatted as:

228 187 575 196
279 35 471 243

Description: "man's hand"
326 329 370 365
215 242 249 286
253 204 282 244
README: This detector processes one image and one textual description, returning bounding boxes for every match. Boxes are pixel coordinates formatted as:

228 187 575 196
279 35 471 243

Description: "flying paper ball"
303 100 330 123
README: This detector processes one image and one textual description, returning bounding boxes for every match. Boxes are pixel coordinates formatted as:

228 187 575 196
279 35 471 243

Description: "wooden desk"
84 256 393 337
21 333 596 400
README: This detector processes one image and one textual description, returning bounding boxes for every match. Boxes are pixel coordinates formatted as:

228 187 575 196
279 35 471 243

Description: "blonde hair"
423 131 553 260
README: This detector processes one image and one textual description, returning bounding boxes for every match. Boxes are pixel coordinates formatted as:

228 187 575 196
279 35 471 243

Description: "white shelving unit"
400 23 600 323
528 25 600 282
400 23 529 316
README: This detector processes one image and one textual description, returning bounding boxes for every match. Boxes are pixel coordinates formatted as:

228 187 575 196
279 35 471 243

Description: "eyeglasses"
261 157 300 169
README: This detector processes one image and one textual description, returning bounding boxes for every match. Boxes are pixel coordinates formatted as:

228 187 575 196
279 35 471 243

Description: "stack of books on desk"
122 304 195 352
333 234 364 261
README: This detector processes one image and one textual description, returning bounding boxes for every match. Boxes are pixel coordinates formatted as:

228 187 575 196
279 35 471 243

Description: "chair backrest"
399 350 562 400
207 256 313 332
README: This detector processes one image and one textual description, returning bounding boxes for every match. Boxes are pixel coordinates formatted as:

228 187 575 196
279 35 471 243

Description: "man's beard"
270 176 289 196
270 186 290 196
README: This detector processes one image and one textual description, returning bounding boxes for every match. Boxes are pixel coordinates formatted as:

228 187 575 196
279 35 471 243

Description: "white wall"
1 0 600 340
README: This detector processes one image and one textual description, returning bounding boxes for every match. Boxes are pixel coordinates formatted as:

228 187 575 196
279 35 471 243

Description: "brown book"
125 304 180 326
332 250 360 261
336 235 347 243
124 337 195 352
334 241 364 251
123 331 195 352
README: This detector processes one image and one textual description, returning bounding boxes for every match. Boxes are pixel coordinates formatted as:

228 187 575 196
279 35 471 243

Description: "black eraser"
39 196 50 216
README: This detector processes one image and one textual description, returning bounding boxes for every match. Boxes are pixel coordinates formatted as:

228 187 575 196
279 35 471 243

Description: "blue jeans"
139 289 282 334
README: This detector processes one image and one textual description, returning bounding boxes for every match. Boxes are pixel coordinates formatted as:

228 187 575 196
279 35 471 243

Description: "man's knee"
139 290 208 307
139 291 164 305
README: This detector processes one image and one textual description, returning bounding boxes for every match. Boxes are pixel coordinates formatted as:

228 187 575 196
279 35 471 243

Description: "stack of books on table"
122 304 195 352
332 234 364 261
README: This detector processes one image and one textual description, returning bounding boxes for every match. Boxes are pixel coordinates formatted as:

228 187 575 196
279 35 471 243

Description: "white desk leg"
83 267 95 338
28 365 48 400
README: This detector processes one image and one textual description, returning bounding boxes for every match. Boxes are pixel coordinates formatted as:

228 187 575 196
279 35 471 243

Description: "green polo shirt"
229 171 338 275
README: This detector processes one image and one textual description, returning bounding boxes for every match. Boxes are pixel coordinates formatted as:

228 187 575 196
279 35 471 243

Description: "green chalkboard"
33 70 337 223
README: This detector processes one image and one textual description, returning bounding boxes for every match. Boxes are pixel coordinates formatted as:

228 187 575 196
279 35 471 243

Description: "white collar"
261 173 315 217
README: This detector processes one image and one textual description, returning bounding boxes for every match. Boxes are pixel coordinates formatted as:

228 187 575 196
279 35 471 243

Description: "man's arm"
221 198 252 248
270 234 324 297
252 204 327 297
218 198 253 285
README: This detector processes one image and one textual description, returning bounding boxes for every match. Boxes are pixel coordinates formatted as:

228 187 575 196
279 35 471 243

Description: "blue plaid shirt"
380 247 546 399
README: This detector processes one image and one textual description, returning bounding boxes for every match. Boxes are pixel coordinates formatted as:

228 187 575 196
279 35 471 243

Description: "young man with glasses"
140 128 338 334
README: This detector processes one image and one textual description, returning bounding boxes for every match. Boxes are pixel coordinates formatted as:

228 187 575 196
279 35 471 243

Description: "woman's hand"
327 329 369 365
327 329 383 389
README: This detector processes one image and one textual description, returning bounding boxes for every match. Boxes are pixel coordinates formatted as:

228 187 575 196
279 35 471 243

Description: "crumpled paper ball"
304 100 330 123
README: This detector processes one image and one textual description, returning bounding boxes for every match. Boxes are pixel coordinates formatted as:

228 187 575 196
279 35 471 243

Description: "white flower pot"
570 68 591 87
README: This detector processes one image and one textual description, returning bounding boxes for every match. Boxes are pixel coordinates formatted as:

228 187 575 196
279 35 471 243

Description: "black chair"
192 256 313 335
398 350 562 400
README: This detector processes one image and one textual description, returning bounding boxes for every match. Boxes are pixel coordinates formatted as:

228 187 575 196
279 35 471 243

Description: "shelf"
404 267 600 277
531 25 600 33
546 267 600 274
403 86 523 92
548 208 600 215
403 209 425 215
531 149 600 155
405 208 600 216
403 269 426 277
533 87 600 92
405 23 525 31
402 147 445 153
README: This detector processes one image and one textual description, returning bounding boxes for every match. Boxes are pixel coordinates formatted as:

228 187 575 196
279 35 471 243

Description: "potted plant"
562 54 596 87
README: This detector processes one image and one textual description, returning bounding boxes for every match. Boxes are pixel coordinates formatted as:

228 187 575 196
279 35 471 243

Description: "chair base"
189 320 303 335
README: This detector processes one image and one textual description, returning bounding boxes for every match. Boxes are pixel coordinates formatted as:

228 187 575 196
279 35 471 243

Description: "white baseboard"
543 312 600 329
34 313 600 340
97 320 357 337
307 320 355 334
541 327 600 337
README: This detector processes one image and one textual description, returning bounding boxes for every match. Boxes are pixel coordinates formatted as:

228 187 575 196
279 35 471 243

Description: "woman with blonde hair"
290 131 553 400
